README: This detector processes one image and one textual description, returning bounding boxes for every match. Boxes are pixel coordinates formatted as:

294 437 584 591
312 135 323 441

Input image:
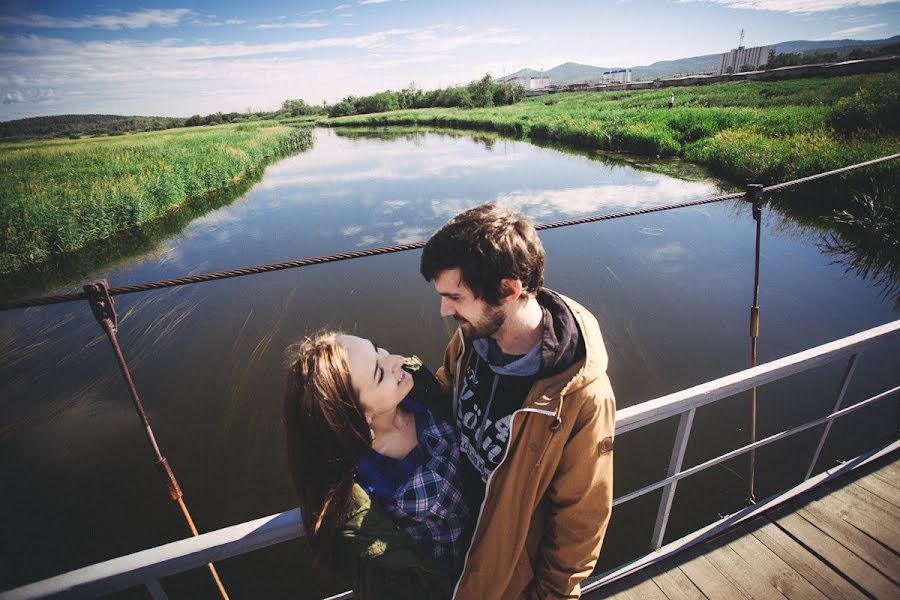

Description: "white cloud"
360 0 392 4
334 3 352 9
0 8 195 30
256 20 328 30
493 178 722 219
0 24 531 118
680 0 898 13
826 22 887 37
225 19 247 25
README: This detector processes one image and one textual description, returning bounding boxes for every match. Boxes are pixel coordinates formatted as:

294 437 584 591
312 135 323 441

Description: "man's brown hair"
420 204 545 305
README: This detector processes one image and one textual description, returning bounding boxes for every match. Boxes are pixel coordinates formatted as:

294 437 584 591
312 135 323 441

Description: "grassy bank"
0 123 312 274
328 72 899 185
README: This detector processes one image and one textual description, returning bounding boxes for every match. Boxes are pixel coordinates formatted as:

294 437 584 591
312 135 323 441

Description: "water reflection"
0 128 897 598
820 183 900 308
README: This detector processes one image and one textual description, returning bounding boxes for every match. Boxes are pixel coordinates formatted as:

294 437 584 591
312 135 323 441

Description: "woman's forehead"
337 335 375 374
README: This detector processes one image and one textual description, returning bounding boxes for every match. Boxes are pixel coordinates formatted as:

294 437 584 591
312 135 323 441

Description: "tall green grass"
0 124 312 274
329 72 900 185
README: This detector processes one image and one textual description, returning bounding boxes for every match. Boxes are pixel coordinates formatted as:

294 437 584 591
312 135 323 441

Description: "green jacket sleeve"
335 485 454 600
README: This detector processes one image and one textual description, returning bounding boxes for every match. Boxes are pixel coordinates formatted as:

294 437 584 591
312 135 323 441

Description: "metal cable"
763 152 900 193
2 152 897 312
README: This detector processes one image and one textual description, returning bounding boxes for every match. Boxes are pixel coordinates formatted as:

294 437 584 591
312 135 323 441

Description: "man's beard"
458 304 506 342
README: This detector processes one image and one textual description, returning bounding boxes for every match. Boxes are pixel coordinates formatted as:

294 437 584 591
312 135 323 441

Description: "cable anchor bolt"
84 279 118 333
745 184 764 223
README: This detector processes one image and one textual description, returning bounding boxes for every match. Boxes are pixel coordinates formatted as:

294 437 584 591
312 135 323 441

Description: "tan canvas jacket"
436 292 616 600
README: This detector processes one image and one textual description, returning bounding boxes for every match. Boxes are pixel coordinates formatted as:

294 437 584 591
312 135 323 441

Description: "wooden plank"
592 568 668 600
703 540 789 599
870 458 900 485
678 545 751 599
751 518 868 600
810 487 900 554
644 562 705 600
870 467 900 492
853 473 900 509
774 511 899 598
827 481 900 528
726 523 826 600
795 501 900 583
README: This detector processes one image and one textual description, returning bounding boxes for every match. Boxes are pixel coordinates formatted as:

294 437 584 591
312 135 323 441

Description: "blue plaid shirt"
358 396 469 563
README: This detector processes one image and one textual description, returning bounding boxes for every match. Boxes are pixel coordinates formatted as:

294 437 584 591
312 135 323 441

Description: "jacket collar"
454 290 607 418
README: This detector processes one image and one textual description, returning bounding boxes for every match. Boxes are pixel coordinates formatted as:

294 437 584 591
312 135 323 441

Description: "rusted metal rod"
746 184 764 505
84 280 229 600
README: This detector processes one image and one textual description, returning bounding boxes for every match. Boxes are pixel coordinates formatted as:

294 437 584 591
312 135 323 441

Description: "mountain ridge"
498 34 900 84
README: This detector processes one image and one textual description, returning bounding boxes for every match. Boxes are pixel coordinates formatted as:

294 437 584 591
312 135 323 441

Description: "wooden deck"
589 452 900 599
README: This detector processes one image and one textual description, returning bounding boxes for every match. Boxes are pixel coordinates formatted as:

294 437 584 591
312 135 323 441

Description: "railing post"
746 183 764 504
145 580 169 600
805 353 861 480
650 408 695 550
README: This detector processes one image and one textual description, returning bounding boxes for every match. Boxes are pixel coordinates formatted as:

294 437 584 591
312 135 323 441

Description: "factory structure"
601 69 632 83
719 44 774 74
506 74 550 89
719 29 773 74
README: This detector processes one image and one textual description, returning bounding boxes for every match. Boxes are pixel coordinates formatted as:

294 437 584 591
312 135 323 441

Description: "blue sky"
1 0 898 120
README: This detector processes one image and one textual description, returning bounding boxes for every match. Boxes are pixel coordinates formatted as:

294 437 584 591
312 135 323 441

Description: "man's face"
433 268 505 341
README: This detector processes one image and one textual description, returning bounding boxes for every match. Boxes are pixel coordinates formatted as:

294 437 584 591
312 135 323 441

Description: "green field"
328 72 900 185
0 123 312 274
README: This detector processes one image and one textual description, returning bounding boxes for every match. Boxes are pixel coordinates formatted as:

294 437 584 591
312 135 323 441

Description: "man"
420 204 616 599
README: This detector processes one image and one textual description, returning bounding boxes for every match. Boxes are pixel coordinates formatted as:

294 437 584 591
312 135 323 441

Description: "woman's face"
337 335 413 423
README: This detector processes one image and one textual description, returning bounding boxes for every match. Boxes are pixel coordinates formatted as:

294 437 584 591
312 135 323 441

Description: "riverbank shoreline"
326 71 899 189
0 124 313 276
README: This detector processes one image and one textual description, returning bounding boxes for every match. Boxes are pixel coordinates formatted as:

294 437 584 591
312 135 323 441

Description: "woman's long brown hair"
283 332 372 567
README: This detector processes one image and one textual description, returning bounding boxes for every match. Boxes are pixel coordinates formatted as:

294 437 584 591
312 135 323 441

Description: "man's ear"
498 278 523 304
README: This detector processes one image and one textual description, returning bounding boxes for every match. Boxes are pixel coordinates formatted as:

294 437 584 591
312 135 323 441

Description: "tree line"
324 75 526 118
0 114 186 141
1 74 526 141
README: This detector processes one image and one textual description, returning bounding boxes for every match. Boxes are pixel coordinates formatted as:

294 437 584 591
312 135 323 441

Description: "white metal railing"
2 319 898 600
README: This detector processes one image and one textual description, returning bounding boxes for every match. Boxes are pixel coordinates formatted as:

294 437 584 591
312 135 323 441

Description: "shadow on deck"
589 452 899 599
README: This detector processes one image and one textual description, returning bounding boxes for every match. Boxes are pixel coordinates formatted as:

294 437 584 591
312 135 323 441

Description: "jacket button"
598 436 614 454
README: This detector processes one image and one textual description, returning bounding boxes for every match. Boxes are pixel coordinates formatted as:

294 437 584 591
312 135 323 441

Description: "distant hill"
775 35 899 55
498 34 900 84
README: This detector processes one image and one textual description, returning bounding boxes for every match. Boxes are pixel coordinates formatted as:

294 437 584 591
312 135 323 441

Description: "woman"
283 331 468 599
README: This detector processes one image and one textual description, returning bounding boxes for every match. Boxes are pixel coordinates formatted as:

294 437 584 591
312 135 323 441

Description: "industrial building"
507 75 550 89
719 45 774 74
601 69 632 83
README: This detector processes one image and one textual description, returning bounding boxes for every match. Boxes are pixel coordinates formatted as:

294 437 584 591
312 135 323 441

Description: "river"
0 127 897 598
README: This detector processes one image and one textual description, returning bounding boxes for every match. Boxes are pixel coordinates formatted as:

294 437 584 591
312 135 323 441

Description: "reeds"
0 124 312 274
328 72 899 184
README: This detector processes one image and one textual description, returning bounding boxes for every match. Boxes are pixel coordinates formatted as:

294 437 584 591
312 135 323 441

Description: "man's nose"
440 298 455 318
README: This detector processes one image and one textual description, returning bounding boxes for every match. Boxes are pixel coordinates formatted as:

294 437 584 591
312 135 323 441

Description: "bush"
468 74 496 108
435 87 473 108
831 72 900 135
329 99 357 118
494 82 527 106
356 91 400 114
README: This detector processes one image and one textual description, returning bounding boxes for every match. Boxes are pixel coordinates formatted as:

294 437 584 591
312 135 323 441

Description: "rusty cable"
84 280 230 600
2 152 898 312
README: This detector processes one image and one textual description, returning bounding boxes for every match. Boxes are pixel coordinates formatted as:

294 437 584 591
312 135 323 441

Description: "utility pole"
739 28 745 48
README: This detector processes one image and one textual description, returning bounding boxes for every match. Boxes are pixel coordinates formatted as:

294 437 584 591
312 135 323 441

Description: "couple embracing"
283 204 616 600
